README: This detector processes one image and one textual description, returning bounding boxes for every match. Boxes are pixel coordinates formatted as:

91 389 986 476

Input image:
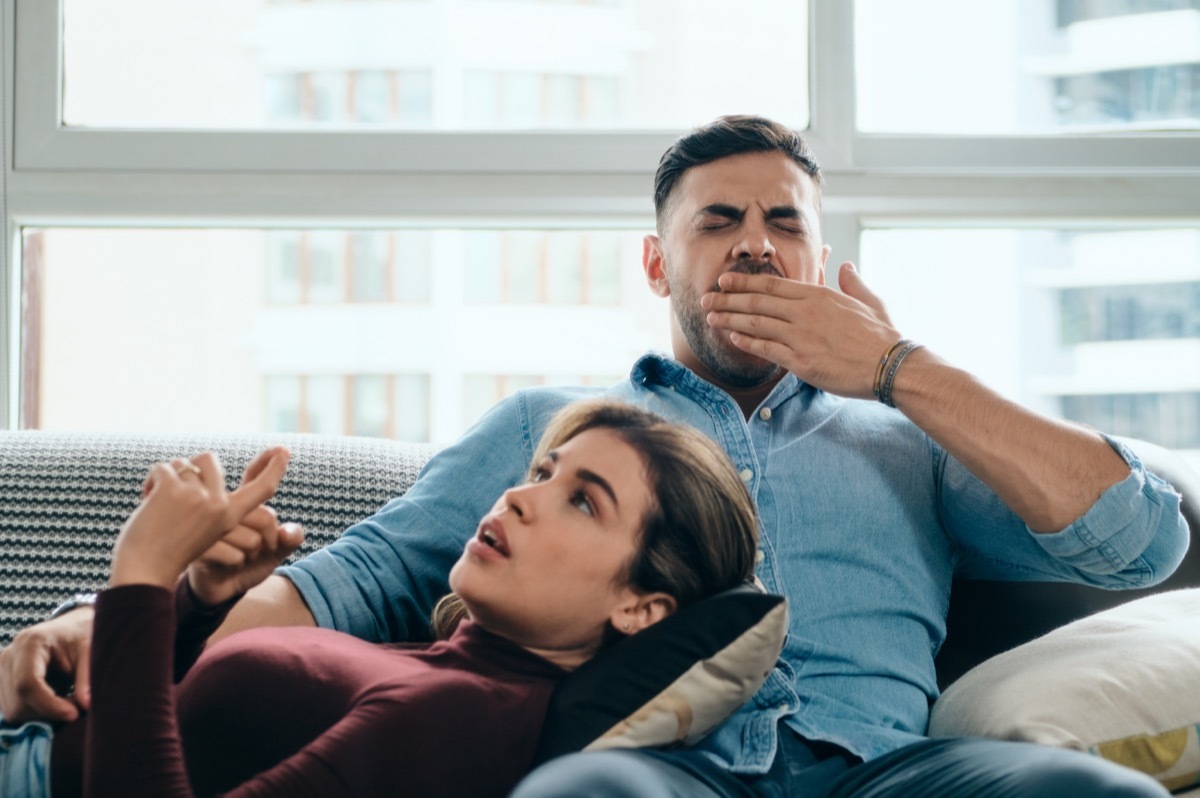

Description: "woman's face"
448 427 659 668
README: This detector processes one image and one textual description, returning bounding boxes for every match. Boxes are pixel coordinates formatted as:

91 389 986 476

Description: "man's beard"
668 259 785 389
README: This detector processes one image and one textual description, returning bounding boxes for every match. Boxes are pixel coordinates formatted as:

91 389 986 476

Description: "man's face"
644 151 830 389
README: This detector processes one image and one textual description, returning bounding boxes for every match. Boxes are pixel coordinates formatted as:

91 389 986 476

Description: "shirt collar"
630 351 807 412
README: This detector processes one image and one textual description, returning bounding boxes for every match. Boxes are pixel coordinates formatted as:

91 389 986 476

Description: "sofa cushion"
929 588 1200 793
533 584 787 764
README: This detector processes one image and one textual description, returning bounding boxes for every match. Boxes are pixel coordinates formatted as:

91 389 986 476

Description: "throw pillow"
929 588 1200 793
532 583 787 764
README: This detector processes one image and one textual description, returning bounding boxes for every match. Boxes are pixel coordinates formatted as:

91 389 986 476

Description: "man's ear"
611 591 677 635
643 235 671 298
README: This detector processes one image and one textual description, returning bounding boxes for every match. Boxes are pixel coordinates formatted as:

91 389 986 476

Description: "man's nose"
733 222 776 261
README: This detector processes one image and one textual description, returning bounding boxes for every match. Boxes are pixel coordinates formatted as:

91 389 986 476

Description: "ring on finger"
173 460 202 477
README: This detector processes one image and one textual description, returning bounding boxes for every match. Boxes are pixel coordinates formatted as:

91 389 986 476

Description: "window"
17 227 655 443
58 0 809 132
4 0 1199 473
856 0 1200 133
861 226 1200 471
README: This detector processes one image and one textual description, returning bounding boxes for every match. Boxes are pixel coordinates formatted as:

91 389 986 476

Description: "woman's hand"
108 448 292 592
187 448 305 607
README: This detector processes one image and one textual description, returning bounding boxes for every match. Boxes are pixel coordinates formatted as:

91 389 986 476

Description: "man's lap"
512 729 1170 798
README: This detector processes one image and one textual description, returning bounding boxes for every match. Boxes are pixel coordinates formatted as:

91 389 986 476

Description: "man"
1 116 1188 796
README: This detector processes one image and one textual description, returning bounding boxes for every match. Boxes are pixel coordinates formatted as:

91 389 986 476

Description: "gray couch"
1 428 1197 690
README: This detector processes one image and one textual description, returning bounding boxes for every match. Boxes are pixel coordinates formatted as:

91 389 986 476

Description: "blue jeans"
0 713 53 798
511 727 1170 798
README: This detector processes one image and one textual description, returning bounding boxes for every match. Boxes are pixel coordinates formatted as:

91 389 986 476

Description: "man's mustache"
711 260 783 291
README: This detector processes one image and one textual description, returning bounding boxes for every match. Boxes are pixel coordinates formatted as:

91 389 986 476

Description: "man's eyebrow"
766 206 802 221
577 468 619 509
696 203 744 223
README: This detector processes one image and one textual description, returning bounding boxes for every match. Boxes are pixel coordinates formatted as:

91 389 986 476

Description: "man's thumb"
838 262 885 312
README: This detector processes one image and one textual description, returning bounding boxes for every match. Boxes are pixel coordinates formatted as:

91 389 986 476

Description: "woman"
45 400 758 797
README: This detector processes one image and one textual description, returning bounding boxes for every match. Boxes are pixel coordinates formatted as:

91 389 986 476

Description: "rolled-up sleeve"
1032 437 1188 587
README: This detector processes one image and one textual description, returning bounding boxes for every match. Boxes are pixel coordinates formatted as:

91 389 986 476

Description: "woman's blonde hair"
431 399 758 640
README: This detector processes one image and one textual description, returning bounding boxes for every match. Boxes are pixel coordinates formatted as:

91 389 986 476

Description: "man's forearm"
205 574 315 648
891 348 1130 533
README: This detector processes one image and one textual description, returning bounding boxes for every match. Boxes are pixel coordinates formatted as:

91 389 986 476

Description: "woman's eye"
531 466 550 483
571 490 595 517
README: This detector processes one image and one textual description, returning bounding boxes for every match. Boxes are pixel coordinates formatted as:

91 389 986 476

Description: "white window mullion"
2 0 14 429
808 0 858 172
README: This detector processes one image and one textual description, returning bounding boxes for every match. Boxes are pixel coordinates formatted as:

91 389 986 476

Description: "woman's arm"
84 451 294 796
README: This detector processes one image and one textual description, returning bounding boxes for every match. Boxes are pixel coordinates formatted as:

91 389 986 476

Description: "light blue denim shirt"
282 353 1188 772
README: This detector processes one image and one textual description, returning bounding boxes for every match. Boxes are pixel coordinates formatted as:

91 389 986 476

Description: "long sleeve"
87 590 561 798
87 585 195 797
172 578 240 682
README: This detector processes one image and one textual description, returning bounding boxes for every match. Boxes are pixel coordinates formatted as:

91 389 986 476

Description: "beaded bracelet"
878 340 924 408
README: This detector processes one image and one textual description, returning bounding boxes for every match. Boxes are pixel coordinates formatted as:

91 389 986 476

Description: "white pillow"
929 589 1200 793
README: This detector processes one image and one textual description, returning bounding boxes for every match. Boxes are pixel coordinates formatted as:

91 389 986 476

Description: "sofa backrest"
0 431 432 645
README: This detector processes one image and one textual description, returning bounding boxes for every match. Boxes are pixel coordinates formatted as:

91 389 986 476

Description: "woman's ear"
611 591 677 636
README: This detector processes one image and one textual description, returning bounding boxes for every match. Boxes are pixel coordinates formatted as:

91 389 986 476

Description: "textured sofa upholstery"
1 429 1196 687
0 431 432 645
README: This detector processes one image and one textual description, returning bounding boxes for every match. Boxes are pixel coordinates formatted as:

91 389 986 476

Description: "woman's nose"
504 483 536 520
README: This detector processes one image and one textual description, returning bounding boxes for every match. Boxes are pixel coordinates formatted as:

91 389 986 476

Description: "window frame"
4 0 1200 428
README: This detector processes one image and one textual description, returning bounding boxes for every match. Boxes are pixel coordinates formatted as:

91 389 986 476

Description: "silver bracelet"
878 341 924 408
48 591 100 620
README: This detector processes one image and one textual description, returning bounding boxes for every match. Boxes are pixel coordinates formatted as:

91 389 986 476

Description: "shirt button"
759 407 772 421
754 549 765 565
740 468 754 482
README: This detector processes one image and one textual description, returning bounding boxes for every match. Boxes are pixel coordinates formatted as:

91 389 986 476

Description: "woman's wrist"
108 558 181 591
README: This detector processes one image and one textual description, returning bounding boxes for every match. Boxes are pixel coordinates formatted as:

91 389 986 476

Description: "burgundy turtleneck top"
55 583 566 798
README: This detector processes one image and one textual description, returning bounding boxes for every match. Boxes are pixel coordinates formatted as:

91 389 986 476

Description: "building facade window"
1056 0 1200 26
266 373 432 441
1061 392 1200 449
267 230 433 304
461 231 623 305
1060 282 1200 343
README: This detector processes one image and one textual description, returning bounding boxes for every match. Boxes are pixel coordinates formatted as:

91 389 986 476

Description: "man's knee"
834 738 1170 798
1010 747 1169 798
512 750 725 798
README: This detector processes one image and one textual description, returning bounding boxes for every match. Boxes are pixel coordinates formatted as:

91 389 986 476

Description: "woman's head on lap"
443 399 758 669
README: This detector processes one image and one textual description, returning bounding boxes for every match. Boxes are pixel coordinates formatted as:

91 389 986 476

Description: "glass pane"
62 0 809 130
856 0 1200 132
351 375 390 437
264 376 302 432
859 226 1200 473
395 231 433 303
351 232 390 302
23 226 660 445
394 374 431 443
306 376 346 435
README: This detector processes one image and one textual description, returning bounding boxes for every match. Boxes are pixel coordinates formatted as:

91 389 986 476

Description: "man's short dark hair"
653 115 823 232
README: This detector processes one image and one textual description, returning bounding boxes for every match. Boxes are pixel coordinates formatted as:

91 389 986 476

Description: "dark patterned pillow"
532 584 787 764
